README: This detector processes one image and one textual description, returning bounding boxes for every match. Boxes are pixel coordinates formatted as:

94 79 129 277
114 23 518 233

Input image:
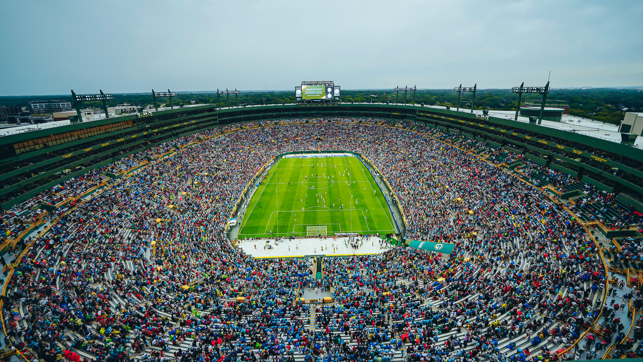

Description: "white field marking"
293 223 341 233
304 206 334 210
262 209 373 234
264 181 369 185
269 208 366 213
239 159 280 233
263 212 274 234
356 159 395 230
301 179 335 190
358 208 371 231
242 157 393 236
278 166 351 170
239 230 394 237
288 158 349 166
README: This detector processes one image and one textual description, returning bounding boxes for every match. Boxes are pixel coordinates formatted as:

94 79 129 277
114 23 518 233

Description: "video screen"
333 86 340 98
295 86 302 99
302 85 333 100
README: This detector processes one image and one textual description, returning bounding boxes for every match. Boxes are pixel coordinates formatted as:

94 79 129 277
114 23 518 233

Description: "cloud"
1 0 642 95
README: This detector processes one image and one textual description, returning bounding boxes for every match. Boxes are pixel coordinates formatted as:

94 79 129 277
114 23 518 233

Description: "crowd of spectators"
1 118 640 362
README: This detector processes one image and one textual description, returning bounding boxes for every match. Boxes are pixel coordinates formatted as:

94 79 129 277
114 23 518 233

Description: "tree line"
1 88 641 125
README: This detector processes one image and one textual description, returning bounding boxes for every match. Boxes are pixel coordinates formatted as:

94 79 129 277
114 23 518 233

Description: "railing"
1 241 37 362
0 157 120 362
0 218 45 254
557 222 610 360
604 302 637 359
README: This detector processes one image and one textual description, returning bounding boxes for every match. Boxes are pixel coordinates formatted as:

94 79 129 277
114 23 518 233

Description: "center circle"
301 179 335 189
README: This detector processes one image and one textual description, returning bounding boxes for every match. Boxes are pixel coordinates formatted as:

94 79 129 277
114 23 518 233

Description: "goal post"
307 226 327 236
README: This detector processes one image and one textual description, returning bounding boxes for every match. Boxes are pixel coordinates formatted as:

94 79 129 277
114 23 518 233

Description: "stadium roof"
2 102 641 150
417 104 643 149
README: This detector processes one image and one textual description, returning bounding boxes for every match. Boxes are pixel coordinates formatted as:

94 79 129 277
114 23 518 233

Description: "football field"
238 155 397 238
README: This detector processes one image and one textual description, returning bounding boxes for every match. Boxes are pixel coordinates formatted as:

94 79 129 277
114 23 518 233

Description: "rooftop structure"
29 99 72 114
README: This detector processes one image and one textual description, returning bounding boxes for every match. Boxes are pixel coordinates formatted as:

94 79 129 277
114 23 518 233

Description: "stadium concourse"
1 118 642 362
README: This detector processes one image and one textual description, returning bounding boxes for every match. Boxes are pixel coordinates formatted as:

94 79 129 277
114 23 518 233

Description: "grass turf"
238 155 396 238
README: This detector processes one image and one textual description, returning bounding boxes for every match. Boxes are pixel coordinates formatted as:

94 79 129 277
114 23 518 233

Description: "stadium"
1 98 643 362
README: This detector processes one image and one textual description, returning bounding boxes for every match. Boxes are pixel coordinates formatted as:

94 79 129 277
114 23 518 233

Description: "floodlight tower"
470 84 477 113
71 90 114 122
152 89 158 111
99 90 110 118
511 82 550 124
410 85 417 104
230 88 240 107
167 89 174 109
453 84 477 113
538 81 551 124
216 89 225 108
152 89 178 111
394 86 404 104
225 89 230 107
513 82 525 120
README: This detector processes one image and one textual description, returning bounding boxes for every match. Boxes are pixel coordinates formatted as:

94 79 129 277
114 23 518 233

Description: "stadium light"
152 89 178 111
230 88 240 107
453 84 477 113
216 89 225 108
71 89 114 122
511 81 550 124
394 86 404 104
512 82 525 121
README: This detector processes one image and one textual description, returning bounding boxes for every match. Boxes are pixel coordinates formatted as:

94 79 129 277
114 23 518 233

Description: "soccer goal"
307 226 328 236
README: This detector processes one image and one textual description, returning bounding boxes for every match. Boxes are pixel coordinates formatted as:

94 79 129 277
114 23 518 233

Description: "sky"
1 0 642 96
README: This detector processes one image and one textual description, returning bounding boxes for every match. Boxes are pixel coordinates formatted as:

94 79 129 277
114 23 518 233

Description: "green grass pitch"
238 155 397 238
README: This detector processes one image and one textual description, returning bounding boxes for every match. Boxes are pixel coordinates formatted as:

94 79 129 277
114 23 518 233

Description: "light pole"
216 89 225 108
513 82 525 120
71 90 114 122
152 90 177 111
167 89 174 109
394 86 404 104
453 85 476 113
511 83 549 124
230 88 240 107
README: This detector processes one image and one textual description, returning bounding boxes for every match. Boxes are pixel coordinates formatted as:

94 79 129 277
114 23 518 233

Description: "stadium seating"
0 118 641 362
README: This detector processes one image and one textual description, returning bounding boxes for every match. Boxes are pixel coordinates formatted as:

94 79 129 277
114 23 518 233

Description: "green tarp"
408 240 455 255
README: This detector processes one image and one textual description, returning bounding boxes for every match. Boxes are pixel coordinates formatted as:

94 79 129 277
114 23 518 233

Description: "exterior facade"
29 100 73 114
619 112 643 136
519 106 565 122
0 105 22 120
108 104 139 115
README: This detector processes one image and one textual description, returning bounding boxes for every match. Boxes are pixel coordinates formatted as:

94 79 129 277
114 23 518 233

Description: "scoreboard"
296 81 340 102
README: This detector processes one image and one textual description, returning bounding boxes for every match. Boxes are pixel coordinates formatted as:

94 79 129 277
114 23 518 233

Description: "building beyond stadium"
1 103 642 211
